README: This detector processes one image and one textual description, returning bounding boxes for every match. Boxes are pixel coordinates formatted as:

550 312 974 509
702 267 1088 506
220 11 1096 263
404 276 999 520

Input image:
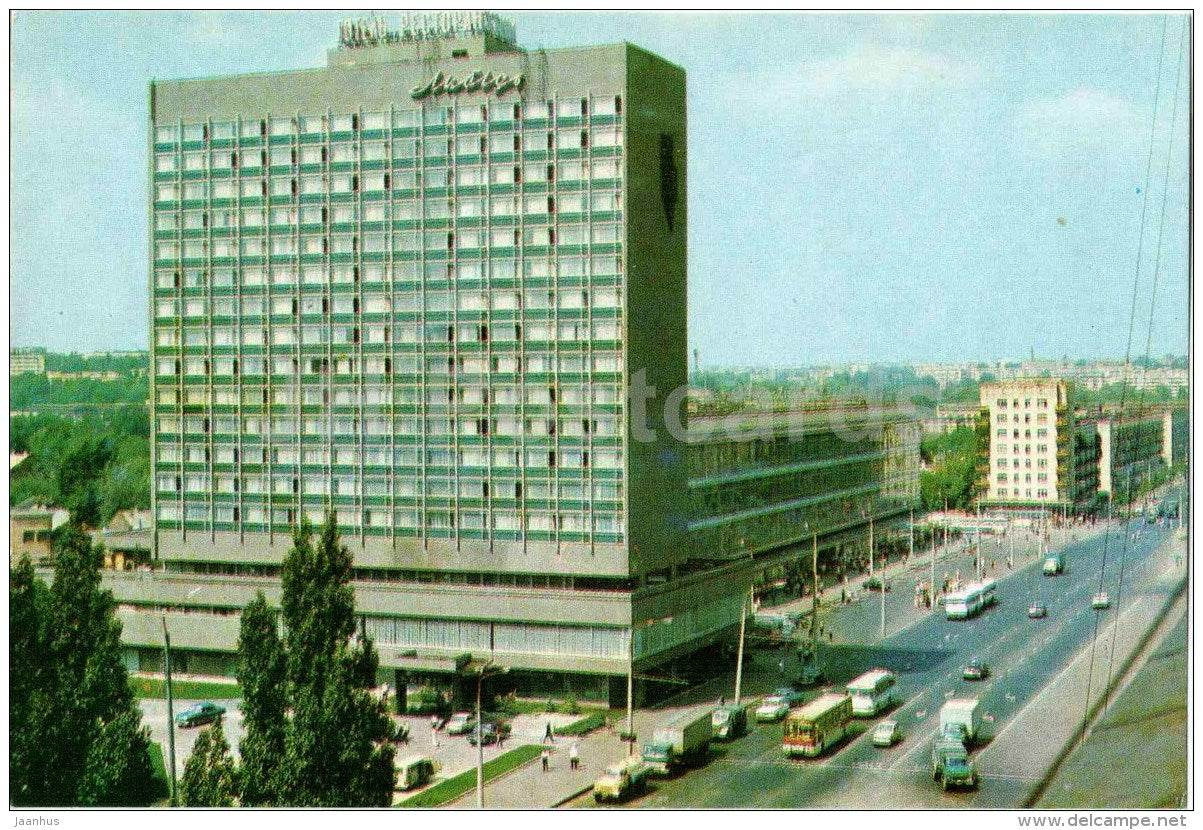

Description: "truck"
931 736 978 790
1043 552 1064 576
939 698 984 747
592 756 651 803
641 709 712 775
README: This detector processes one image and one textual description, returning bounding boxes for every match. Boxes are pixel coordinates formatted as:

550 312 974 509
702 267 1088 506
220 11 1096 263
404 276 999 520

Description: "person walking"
431 727 440 749
544 721 555 744
569 742 580 771
541 747 550 772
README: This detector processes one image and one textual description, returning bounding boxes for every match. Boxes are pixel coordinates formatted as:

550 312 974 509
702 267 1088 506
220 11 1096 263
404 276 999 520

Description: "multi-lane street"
573 515 1182 809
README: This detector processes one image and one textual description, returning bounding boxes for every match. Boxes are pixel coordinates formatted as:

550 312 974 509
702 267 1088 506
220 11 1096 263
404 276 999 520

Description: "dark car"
962 659 990 681
772 686 807 706
467 721 512 746
175 701 226 728
863 577 890 592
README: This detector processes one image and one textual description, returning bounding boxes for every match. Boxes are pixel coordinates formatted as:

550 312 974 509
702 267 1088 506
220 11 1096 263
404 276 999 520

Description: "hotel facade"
115 15 920 704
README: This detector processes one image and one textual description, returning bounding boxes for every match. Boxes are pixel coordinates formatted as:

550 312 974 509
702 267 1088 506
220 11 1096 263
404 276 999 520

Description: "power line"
1100 14 1188 716
1078 13 1169 746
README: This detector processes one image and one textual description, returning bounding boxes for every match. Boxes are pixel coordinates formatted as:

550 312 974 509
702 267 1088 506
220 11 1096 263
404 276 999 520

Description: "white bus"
846 669 898 717
945 579 997 620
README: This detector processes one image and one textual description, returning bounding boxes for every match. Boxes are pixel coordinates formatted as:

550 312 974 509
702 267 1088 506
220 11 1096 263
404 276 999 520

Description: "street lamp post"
811 532 820 644
162 618 177 807
1008 517 1014 569
726 582 745 702
930 520 937 611
468 661 506 808
868 515 875 578
975 499 983 581
626 629 635 756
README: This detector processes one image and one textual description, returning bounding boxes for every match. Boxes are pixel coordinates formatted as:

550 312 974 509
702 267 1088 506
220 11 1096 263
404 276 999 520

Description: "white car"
1091 592 1111 610
755 695 791 723
444 712 476 735
871 719 902 747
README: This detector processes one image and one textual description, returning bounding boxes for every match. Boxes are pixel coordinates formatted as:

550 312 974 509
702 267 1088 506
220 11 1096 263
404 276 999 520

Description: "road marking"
977 594 1147 759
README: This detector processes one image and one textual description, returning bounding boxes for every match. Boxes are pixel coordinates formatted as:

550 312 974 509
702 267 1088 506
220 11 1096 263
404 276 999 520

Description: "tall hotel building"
143 13 717 702
128 13 920 704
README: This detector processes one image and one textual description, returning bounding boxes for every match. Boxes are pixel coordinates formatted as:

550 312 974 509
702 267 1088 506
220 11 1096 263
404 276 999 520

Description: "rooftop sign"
411 70 525 100
339 11 516 49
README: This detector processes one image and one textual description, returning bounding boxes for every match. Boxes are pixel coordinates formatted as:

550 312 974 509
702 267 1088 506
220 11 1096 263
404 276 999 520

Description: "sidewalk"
445 709 685 809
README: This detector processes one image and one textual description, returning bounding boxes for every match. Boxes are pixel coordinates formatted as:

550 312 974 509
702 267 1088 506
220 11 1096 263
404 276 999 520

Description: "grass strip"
500 698 610 716
130 676 242 700
556 713 606 737
399 745 542 808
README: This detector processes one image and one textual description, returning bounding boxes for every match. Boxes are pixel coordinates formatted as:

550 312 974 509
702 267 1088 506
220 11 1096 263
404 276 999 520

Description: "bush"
406 686 447 715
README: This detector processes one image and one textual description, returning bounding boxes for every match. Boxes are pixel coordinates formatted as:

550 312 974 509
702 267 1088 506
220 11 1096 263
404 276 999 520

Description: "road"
570 516 1179 809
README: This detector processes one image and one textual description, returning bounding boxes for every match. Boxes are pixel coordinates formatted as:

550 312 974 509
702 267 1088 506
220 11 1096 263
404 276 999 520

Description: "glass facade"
687 416 920 558
151 98 630 547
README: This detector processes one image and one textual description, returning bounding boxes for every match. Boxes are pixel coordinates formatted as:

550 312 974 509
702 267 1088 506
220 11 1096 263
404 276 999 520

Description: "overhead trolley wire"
1077 13 1170 746
1100 15 1188 717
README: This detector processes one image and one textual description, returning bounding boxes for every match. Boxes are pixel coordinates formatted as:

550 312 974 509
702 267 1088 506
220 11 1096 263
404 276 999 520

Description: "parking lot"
138 696 582 797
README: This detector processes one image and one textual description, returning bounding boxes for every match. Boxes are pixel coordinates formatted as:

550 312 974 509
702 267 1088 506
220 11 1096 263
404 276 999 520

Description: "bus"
783 693 853 758
945 579 997 620
846 669 897 717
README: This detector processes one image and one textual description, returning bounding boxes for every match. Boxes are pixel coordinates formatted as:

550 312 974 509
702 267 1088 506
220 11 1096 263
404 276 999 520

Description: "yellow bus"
783 693 853 758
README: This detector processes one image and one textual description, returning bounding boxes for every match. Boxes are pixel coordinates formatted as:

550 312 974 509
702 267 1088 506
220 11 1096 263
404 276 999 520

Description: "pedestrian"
541 747 550 772
430 714 440 732
570 742 580 771
431 728 440 749
828 631 833 642
544 721 555 744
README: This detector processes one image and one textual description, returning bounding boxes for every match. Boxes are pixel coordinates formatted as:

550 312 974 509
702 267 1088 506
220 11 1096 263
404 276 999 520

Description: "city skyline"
10 11 1192 363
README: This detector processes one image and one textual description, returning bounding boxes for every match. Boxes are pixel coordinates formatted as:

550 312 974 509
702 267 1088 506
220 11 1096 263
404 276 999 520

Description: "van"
395 754 436 791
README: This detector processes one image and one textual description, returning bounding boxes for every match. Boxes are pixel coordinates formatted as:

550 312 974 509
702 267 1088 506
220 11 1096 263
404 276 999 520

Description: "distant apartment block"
978 378 1074 507
10 499 69 566
10 348 46 375
978 378 1185 512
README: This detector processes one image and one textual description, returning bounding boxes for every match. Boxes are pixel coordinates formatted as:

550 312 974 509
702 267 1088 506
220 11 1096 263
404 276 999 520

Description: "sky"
9 11 1192 365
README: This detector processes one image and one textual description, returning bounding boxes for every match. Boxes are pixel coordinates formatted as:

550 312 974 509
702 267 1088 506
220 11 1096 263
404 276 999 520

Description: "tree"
77 709 164 807
9 527 157 806
179 718 238 807
236 593 287 806
272 516 395 807
10 556 52 804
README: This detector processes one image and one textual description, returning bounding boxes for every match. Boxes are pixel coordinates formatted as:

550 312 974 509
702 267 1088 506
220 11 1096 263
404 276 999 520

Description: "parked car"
863 577 890 592
467 721 511 746
871 719 902 747
755 696 791 723
174 702 226 728
772 686 807 706
395 755 436 791
1028 603 1047 619
1092 592 1111 610
962 659 990 681
444 712 476 735
797 662 825 687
